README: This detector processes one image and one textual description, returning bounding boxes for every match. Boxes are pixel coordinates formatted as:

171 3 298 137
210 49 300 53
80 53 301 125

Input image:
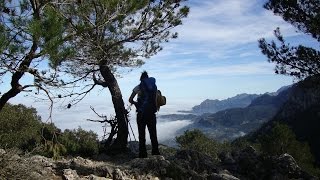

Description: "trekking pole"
128 105 137 142
126 104 137 142
128 121 137 142
124 106 132 142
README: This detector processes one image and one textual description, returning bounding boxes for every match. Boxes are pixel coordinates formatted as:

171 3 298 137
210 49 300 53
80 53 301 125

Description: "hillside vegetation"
0 103 100 159
248 75 320 166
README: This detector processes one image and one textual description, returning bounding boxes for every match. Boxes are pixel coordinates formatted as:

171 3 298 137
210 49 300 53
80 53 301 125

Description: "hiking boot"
152 150 160 155
139 152 147 158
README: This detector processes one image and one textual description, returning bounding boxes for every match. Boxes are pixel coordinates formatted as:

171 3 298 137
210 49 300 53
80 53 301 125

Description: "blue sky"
118 0 307 103
4 0 319 141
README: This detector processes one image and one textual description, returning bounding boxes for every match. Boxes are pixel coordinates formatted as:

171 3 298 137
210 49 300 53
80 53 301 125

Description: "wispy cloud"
154 0 299 61
123 0 301 82
152 61 275 80
179 0 296 43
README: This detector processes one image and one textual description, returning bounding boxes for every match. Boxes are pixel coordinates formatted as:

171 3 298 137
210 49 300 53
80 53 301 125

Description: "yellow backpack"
156 90 166 111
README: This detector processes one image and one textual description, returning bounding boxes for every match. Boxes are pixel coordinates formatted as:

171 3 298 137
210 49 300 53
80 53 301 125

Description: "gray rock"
63 169 80 180
276 153 301 174
208 173 240 180
69 156 114 178
85 174 110 180
112 168 125 180
0 148 6 155
128 155 170 176
29 155 55 168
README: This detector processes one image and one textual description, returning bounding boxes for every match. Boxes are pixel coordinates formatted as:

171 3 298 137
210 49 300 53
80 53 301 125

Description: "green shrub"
33 123 99 159
231 137 261 152
176 129 220 160
59 127 99 157
0 104 42 151
34 123 67 159
259 122 320 176
0 103 99 159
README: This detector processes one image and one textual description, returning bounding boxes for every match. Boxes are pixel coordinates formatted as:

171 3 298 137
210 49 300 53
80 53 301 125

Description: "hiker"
129 71 160 158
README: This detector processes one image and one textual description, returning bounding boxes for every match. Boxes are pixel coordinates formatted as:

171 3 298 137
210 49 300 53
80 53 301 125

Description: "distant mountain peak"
191 85 292 115
192 93 260 114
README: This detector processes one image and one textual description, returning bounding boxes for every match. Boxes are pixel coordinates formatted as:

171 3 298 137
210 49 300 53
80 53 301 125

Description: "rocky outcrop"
0 146 317 180
219 146 317 180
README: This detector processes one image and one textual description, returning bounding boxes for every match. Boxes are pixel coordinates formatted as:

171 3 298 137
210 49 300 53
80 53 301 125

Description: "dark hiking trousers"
137 110 160 158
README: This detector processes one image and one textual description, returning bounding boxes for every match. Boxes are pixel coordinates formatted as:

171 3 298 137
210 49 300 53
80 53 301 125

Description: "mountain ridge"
247 75 320 164
191 93 261 114
160 85 292 142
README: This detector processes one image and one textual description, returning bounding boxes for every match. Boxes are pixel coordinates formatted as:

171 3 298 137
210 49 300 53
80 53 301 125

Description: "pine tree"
258 0 320 80
0 0 75 111
1 0 189 151
51 0 189 150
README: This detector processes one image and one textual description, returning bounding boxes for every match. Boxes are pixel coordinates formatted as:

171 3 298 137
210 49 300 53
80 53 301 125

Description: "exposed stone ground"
0 144 318 180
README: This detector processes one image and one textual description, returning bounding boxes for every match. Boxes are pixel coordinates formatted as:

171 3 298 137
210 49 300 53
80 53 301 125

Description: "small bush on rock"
59 127 99 157
176 129 220 160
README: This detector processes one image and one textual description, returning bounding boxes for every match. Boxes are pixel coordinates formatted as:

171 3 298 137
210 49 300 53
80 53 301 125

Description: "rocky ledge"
0 146 318 180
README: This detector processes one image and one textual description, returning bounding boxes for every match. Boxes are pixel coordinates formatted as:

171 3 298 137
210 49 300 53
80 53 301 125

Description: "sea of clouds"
9 94 196 145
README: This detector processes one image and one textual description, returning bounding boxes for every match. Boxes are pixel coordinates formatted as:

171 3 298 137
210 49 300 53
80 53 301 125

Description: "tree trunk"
99 63 128 151
0 87 22 111
0 43 37 112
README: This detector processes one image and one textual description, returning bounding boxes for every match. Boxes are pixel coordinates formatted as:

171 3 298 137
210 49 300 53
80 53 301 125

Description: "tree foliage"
51 0 189 100
0 0 75 111
1 0 189 151
49 0 189 150
258 0 320 80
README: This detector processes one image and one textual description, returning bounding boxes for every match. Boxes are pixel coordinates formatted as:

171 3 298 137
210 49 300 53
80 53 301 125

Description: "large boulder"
220 146 318 179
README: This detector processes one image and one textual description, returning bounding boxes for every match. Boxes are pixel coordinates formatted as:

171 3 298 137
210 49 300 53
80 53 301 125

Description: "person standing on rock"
129 71 160 158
